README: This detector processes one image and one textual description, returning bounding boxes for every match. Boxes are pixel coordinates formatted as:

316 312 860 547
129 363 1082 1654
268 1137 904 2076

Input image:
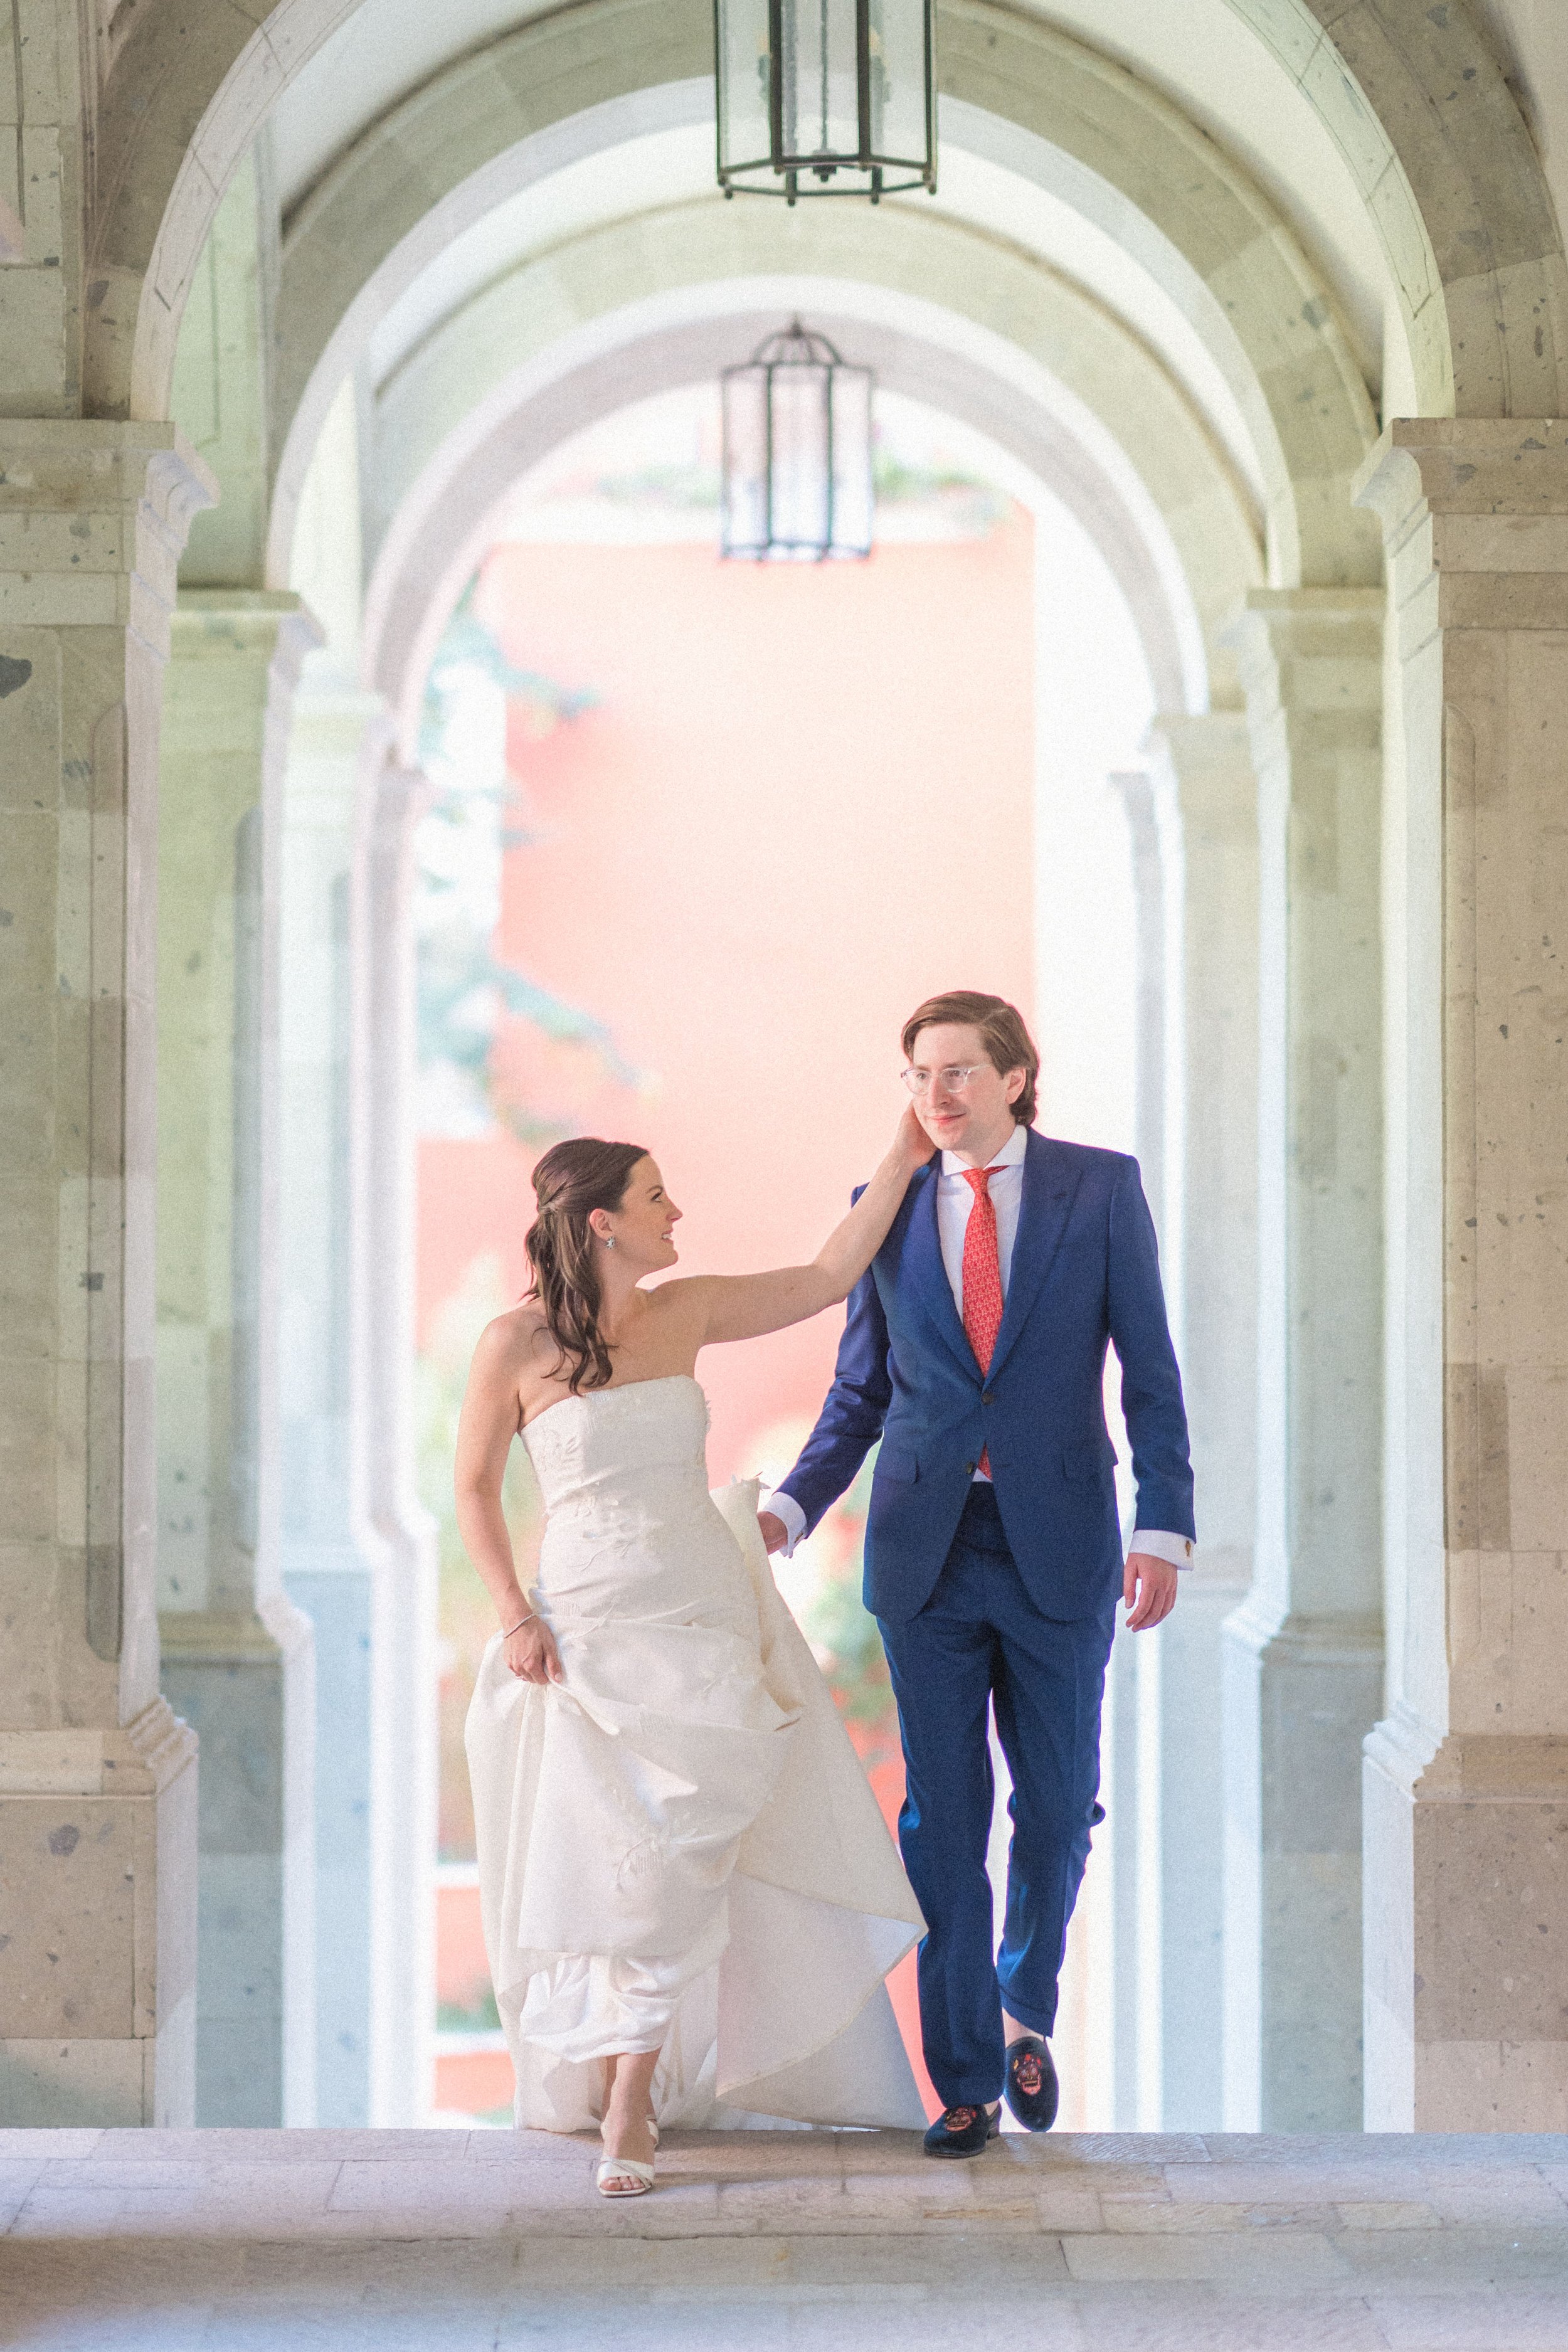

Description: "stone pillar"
1146 716 1261 2128
1106 726 1261 2127
0 423 211 2124
1357 421 1568 2131
1103 768 1174 2127
355 755 440 2126
1222 590 1385 2131
155 591 322 2126
276 677 381 2121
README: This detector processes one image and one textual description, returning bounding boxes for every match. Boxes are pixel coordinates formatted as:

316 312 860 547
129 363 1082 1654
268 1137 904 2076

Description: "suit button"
983 1392 995 1406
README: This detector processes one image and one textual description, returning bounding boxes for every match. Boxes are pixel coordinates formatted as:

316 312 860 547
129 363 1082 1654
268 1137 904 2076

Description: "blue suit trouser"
877 1483 1116 2109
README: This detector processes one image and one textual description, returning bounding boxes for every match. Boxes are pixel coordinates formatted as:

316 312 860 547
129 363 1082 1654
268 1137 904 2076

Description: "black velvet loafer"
1003 2034 1059 2132
923 2102 1001 2158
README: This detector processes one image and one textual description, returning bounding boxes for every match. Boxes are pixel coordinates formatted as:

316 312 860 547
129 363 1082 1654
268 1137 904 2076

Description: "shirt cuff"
763 1488 808 1557
1129 1528 1195 1570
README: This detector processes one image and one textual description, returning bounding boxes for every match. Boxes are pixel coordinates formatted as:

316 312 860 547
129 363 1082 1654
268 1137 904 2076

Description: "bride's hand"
893 1101 937 1172
504 1616 563 1685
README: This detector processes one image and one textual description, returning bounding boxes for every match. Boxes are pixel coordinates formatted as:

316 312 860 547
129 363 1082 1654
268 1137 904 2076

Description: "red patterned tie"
961 1167 1005 1474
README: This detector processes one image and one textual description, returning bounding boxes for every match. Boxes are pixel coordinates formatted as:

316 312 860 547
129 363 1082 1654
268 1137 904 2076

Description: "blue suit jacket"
777 1128 1195 1624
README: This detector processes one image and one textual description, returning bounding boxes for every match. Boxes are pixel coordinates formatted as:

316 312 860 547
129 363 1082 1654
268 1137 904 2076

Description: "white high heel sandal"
596 2058 659 2196
596 2118 657 2198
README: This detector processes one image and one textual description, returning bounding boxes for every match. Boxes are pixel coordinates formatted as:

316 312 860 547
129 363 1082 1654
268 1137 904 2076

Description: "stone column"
0 423 211 2125
1106 726 1260 2127
155 591 322 2126
1222 590 1385 2131
278 675 387 2124
1103 768 1174 2127
1145 716 1261 2128
355 755 440 2126
1357 421 1568 2131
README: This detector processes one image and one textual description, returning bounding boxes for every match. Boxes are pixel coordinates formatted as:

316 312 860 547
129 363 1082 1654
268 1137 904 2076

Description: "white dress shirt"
767 1121 1193 1570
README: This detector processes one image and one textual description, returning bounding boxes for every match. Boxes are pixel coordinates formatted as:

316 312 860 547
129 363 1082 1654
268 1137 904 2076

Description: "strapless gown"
465 1374 926 2131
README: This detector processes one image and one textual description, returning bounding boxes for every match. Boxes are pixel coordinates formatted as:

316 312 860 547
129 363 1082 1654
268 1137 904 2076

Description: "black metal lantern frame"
721 321 874 562
715 0 937 204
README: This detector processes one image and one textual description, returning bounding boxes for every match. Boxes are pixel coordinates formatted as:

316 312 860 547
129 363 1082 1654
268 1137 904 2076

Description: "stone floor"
2 2126 1567 2348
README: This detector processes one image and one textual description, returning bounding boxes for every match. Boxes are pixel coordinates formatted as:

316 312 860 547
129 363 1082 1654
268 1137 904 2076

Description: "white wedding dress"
465 1373 926 2132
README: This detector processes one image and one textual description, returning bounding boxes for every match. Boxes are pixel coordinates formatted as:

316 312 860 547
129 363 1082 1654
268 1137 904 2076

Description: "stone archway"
11 0 1568 2137
262 3 1374 600
281 226 1267 2126
90 0 1566 435
356 231 1264 738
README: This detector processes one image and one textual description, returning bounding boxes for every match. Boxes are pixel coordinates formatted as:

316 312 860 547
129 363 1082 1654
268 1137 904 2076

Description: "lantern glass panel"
768 363 832 553
871 0 931 167
829 367 874 556
720 364 770 557
716 0 771 179
779 0 859 171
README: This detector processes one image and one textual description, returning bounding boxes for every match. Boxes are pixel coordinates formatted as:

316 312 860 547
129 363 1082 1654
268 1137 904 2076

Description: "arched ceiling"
356 206 1264 734
357 294 1215 756
264 1 1379 600
266 0 1392 379
357 121 1266 512
96 0 1567 434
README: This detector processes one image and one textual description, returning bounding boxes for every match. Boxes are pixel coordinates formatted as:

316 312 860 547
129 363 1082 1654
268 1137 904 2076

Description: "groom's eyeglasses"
901 1066 988 1096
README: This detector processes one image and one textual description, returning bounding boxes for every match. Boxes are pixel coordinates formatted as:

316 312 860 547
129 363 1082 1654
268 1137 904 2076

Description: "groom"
760 991 1194 2154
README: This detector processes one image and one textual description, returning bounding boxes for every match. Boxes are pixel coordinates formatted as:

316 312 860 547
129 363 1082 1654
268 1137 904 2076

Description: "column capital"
1222 592 1383 734
1356 416 1568 524
1143 713 1254 829
0 421 216 649
0 1693 197 1798
174 588 320 629
1222 585 1384 660
1356 420 1568 630
1143 709 1251 761
170 591 325 707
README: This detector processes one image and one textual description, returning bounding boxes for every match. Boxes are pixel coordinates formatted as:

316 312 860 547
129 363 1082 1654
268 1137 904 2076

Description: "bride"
455 1112 933 2195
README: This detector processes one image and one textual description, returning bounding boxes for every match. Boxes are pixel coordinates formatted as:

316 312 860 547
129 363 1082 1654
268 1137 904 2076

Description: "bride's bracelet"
502 1610 538 1639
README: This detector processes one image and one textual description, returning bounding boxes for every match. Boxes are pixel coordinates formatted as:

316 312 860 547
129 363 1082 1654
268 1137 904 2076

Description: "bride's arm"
454 1317 563 1686
675 1106 933 1347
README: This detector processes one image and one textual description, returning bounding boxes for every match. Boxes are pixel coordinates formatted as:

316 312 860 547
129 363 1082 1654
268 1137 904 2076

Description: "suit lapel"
987 1130 1079 1383
903 1163 977 1375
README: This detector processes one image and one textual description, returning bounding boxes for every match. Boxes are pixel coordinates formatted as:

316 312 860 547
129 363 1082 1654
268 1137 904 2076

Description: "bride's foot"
597 2098 657 2198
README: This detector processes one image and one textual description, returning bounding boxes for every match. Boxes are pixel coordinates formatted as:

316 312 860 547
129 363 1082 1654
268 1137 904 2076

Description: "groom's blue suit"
776 1125 1194 2107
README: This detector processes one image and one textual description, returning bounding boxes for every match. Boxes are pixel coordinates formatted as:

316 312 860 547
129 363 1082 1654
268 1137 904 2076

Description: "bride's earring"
604 1236 615 1251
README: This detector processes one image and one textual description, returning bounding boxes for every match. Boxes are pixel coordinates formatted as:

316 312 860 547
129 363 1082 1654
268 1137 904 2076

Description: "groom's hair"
901 991 1039 1126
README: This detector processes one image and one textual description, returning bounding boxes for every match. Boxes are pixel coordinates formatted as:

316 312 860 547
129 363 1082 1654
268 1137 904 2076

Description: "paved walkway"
3 2126 1567 2348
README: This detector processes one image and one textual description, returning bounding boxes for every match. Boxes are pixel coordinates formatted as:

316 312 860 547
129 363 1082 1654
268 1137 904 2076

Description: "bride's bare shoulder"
471 1301 554 1379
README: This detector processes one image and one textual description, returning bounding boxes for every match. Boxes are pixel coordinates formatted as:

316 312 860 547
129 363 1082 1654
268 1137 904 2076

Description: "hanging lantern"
721 321 874 562
714 0 936 203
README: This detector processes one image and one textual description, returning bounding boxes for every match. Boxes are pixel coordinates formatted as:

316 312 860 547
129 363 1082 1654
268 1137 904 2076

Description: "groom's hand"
758 1511 788 1554
1123 1550 1177 1629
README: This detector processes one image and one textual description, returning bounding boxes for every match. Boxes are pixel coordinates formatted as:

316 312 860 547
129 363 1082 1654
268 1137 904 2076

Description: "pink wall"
418 515 1037 1478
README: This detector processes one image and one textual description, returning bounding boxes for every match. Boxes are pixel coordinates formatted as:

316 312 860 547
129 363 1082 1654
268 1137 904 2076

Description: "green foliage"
415 583 634 1143
415 926 636 1144
593 459 722 511
436 1988 502 2035
418 586 597 772
872 448 1009 529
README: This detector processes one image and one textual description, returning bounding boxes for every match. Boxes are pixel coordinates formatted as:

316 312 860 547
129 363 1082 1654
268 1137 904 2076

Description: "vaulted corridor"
6 9 1568 2317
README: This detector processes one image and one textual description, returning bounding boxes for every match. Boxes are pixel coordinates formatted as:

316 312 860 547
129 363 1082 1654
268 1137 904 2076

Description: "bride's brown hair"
526 1138 651 1394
